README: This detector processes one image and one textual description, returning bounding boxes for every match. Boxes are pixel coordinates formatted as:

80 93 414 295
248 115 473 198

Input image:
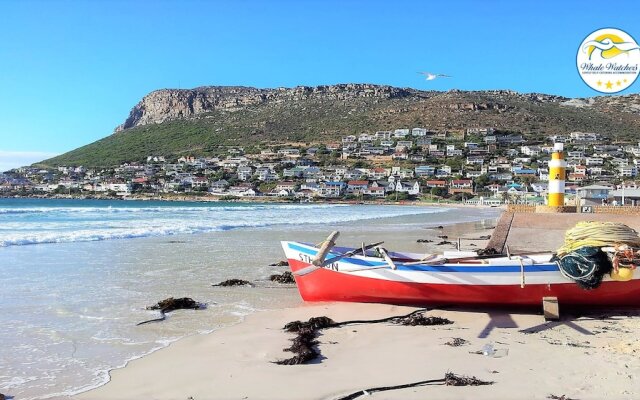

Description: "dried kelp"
396 314 452 326
445 337 469 347
269 271 295 284
275 310 451 365
212 279 254 287
137 297 204 326
335 372 494 400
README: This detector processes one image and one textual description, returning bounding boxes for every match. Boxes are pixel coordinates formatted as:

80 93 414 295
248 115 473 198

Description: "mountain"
40 84 640 167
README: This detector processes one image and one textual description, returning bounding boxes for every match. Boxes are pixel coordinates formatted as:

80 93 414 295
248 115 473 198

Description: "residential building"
449 179 474 194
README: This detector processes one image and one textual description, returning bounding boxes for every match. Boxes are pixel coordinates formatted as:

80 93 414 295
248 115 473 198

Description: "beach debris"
444 372 494 386
335 372 494 399
270 271 296 284
276 326 320 365
167 240 187 243
269 260 289 267
137 297 205 326
436 225 444 229
284 316 335 332
445 337 469 347
436 240 454 246
212 279 254 287
416 239 433 243
275 310 450 365
438 235 449 239
396 314 452 326
276 317 336 364
478 235 491 240
547 395 578 400
470 342 509 357
477 247 500 256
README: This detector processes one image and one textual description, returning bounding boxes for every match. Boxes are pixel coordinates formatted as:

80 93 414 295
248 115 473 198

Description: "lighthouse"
548 142 567 207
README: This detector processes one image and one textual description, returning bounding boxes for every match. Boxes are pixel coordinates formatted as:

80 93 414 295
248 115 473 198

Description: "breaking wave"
0 200 446 247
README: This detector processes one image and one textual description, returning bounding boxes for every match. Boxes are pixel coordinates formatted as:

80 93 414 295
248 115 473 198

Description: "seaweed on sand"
335 372 494 400
212 279 254 287
136 297 204 326
269 271 296 284
275 310 452 365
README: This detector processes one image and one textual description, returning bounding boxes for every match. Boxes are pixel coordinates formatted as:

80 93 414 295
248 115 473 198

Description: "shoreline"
0 193 505 210
65 217 498 400
0 204 501 399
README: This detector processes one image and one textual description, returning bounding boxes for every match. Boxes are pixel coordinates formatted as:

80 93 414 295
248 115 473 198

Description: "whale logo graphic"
577 28 640 93
582 34 640 60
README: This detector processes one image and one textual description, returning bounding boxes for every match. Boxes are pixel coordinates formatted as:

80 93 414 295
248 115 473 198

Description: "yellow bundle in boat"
556 221 640 257
610 267 634 281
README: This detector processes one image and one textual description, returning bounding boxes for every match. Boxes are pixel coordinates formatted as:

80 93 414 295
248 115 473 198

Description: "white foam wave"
0 206 446 247
0 203 349 215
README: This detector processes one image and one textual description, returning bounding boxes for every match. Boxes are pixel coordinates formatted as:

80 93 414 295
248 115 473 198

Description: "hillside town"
3 127 640 205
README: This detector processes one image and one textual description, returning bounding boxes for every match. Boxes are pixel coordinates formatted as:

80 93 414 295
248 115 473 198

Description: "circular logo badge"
576 28 640 93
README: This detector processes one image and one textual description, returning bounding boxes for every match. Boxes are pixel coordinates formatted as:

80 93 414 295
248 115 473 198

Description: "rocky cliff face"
115 84 416 132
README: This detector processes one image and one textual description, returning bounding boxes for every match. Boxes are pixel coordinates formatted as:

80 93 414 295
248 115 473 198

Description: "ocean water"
0 198 500 399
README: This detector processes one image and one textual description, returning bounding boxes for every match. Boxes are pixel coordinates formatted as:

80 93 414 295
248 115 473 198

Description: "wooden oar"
294 241 385 276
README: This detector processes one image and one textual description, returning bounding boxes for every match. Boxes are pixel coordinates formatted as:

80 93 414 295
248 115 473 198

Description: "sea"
0 198 501 399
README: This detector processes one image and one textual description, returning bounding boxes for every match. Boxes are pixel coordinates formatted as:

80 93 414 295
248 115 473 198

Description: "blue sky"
0 0 639 170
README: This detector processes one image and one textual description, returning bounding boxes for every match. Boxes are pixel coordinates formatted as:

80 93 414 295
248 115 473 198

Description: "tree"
474 174 490 189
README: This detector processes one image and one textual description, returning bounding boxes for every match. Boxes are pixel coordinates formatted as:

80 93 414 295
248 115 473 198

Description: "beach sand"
75 302 640 400
70 209 640 400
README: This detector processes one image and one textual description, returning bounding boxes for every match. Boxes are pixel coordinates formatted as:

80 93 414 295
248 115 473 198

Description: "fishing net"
551 246 612 290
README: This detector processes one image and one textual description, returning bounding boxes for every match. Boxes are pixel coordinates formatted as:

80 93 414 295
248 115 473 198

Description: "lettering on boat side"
298 253 340 271
299 253 314 264
325 262 340 271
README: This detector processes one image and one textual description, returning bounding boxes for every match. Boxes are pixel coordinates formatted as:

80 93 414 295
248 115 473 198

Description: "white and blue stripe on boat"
282 241 579 286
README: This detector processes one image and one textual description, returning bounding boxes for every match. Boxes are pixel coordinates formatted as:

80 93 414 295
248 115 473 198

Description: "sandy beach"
75 302 640 400
68 208 640 400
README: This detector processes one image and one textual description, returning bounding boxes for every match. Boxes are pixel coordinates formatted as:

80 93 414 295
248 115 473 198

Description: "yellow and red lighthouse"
548 142 567 207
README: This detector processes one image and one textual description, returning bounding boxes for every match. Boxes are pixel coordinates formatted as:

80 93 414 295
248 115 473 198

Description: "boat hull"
283 241 640 307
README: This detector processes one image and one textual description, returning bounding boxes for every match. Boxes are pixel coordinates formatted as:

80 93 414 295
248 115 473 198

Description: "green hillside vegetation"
38 87 640 167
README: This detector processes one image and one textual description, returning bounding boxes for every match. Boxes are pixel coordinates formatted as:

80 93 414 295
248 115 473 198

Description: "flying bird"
417 72 452 81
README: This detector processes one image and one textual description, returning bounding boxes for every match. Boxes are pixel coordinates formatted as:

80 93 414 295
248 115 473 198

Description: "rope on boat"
553 221 640 289
556 221 640 257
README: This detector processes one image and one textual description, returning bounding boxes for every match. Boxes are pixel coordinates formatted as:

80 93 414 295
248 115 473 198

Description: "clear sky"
0 0 639 170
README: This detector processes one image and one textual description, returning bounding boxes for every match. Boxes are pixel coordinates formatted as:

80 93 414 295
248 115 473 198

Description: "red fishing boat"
281 232 640 308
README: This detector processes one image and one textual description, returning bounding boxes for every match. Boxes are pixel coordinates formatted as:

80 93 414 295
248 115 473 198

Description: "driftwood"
416 239 433 243
438 235 449 239
547 396 578 400
270 271 296 284
275 310 452 365
212 279 254 287
335 372 494 400
137 297 204 326
436 240 454 246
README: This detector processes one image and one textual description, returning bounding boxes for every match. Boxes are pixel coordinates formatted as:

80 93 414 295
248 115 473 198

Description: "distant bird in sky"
417 72 452 81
